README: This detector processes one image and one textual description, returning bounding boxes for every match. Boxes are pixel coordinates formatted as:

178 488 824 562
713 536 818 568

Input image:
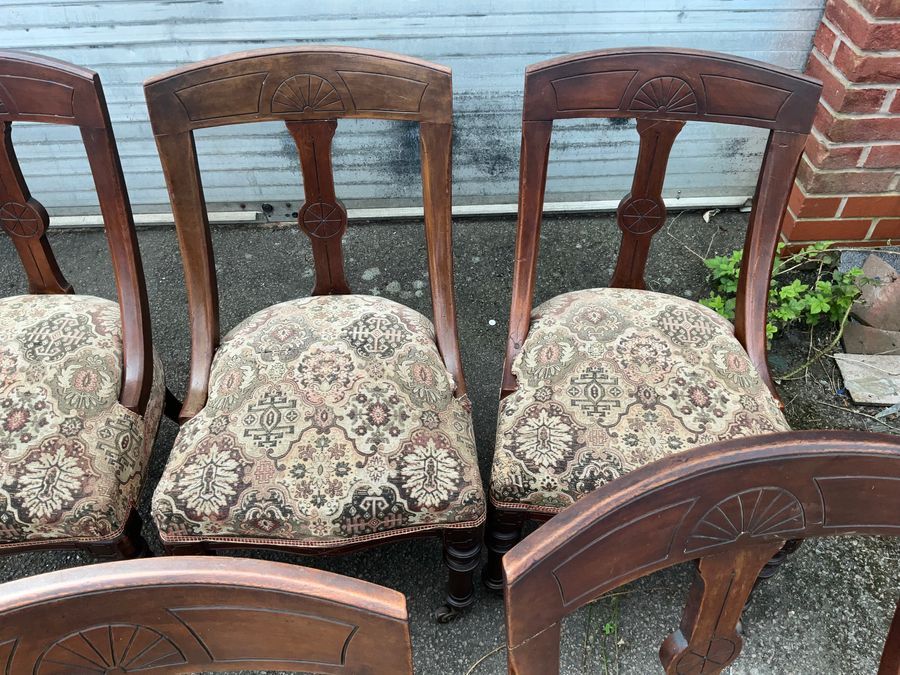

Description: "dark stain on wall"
453 112 518 180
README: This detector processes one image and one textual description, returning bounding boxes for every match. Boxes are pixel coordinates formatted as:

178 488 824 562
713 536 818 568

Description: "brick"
787 217 873 241
843 322 900 355
833 41 900 83
826 0 900 50
865 144 900 167
788 186 843 217
814 103 900 142
806 53 889 113
858 0 900 18
841 194 900 216
873 217 900 238
804 132 864 168
781 205 798 238
812 24 839 60
797 159 897 193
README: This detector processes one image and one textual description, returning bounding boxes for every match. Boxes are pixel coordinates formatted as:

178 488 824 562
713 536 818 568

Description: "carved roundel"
618 197 664 235
299 201 348 239
684 487 804 554
36 623 186 673
272 74 345 114
629 76 698 114
0 201 44 238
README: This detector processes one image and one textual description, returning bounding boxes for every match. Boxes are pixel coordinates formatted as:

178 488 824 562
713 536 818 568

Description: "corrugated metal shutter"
2 0 823 215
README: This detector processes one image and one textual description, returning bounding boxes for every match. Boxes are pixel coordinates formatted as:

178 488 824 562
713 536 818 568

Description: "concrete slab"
835 354 900 405
0 212 896 674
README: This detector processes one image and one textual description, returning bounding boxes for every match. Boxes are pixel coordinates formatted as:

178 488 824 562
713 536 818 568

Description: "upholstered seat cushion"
492 288 790 512
152 295 484 547
0 294 164 545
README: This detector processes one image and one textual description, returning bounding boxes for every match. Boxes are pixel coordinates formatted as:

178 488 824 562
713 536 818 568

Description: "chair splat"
0 121 71 294
610 118 684 290
287 119 350 295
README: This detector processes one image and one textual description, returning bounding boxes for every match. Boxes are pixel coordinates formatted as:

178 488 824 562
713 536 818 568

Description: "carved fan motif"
300 201 347 239
630 77 698 114
684 487 804 553
618 197 663 235
272 74 345 114
0 201 43 238
36 624 185 673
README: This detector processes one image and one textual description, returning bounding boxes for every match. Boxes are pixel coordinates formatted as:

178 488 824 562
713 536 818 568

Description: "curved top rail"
523 47 821 132
145 46 452 135
0 50 109 127
503 431 900 656
0 556 412 674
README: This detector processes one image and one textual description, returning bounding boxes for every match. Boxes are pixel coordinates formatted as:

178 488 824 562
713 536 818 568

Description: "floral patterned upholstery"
152 295 484 547
0 295 164 545
492 288 790 512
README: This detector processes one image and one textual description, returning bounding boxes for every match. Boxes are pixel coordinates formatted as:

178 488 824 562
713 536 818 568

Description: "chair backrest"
501 48 823 399
144 47 463 421
0 51 153 414
502 430 900 674
0 555 413 674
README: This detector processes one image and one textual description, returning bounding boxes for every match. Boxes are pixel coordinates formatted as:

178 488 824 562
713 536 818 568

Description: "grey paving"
0 211 897 674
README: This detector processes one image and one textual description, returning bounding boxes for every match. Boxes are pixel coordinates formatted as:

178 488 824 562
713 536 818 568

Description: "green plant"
700 241 867 341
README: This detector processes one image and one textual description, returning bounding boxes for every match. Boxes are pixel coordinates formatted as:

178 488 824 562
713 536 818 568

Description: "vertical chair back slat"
144 47 464 418
502 48 822 400
0 51 152 414
502 430 900 674
0 556 414 674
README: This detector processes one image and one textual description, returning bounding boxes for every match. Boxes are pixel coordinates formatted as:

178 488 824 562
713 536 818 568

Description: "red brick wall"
781 0 900 247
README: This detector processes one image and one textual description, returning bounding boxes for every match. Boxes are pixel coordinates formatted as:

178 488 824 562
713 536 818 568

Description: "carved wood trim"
287 120 350 296
610 118 684 289
0 121 69 295
144 47 452 136
0 556 413 674
523 48 821 132
503 431 900 675
0 51 153 414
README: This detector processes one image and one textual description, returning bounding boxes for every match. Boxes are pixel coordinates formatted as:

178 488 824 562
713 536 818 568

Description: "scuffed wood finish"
610 118 684 289
287 120 350 296
144 46 462 419
502 431 900 674
0 556 413 674
501 48 821 401
0 51 153 415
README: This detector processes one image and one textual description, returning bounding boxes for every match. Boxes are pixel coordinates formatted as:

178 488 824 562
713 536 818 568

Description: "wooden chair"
0 555 413 674
144 47 484 621
486 48 822 588
502 430 900 674
0 51 163 559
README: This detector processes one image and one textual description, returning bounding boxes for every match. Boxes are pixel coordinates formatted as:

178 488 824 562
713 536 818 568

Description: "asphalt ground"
1 211 897 674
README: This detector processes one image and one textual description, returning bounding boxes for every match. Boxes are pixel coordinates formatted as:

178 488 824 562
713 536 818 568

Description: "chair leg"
164 386 183 423
435 525 483 623
85 510 151 560
484 509 526 593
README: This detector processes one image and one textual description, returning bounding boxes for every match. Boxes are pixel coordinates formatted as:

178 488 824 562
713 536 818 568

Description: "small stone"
361 267 381 281
488 319 497 326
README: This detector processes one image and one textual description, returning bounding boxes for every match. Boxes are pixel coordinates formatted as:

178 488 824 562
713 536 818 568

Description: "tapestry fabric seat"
491 288 790 512
0 294 164 545
152 295 485 547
